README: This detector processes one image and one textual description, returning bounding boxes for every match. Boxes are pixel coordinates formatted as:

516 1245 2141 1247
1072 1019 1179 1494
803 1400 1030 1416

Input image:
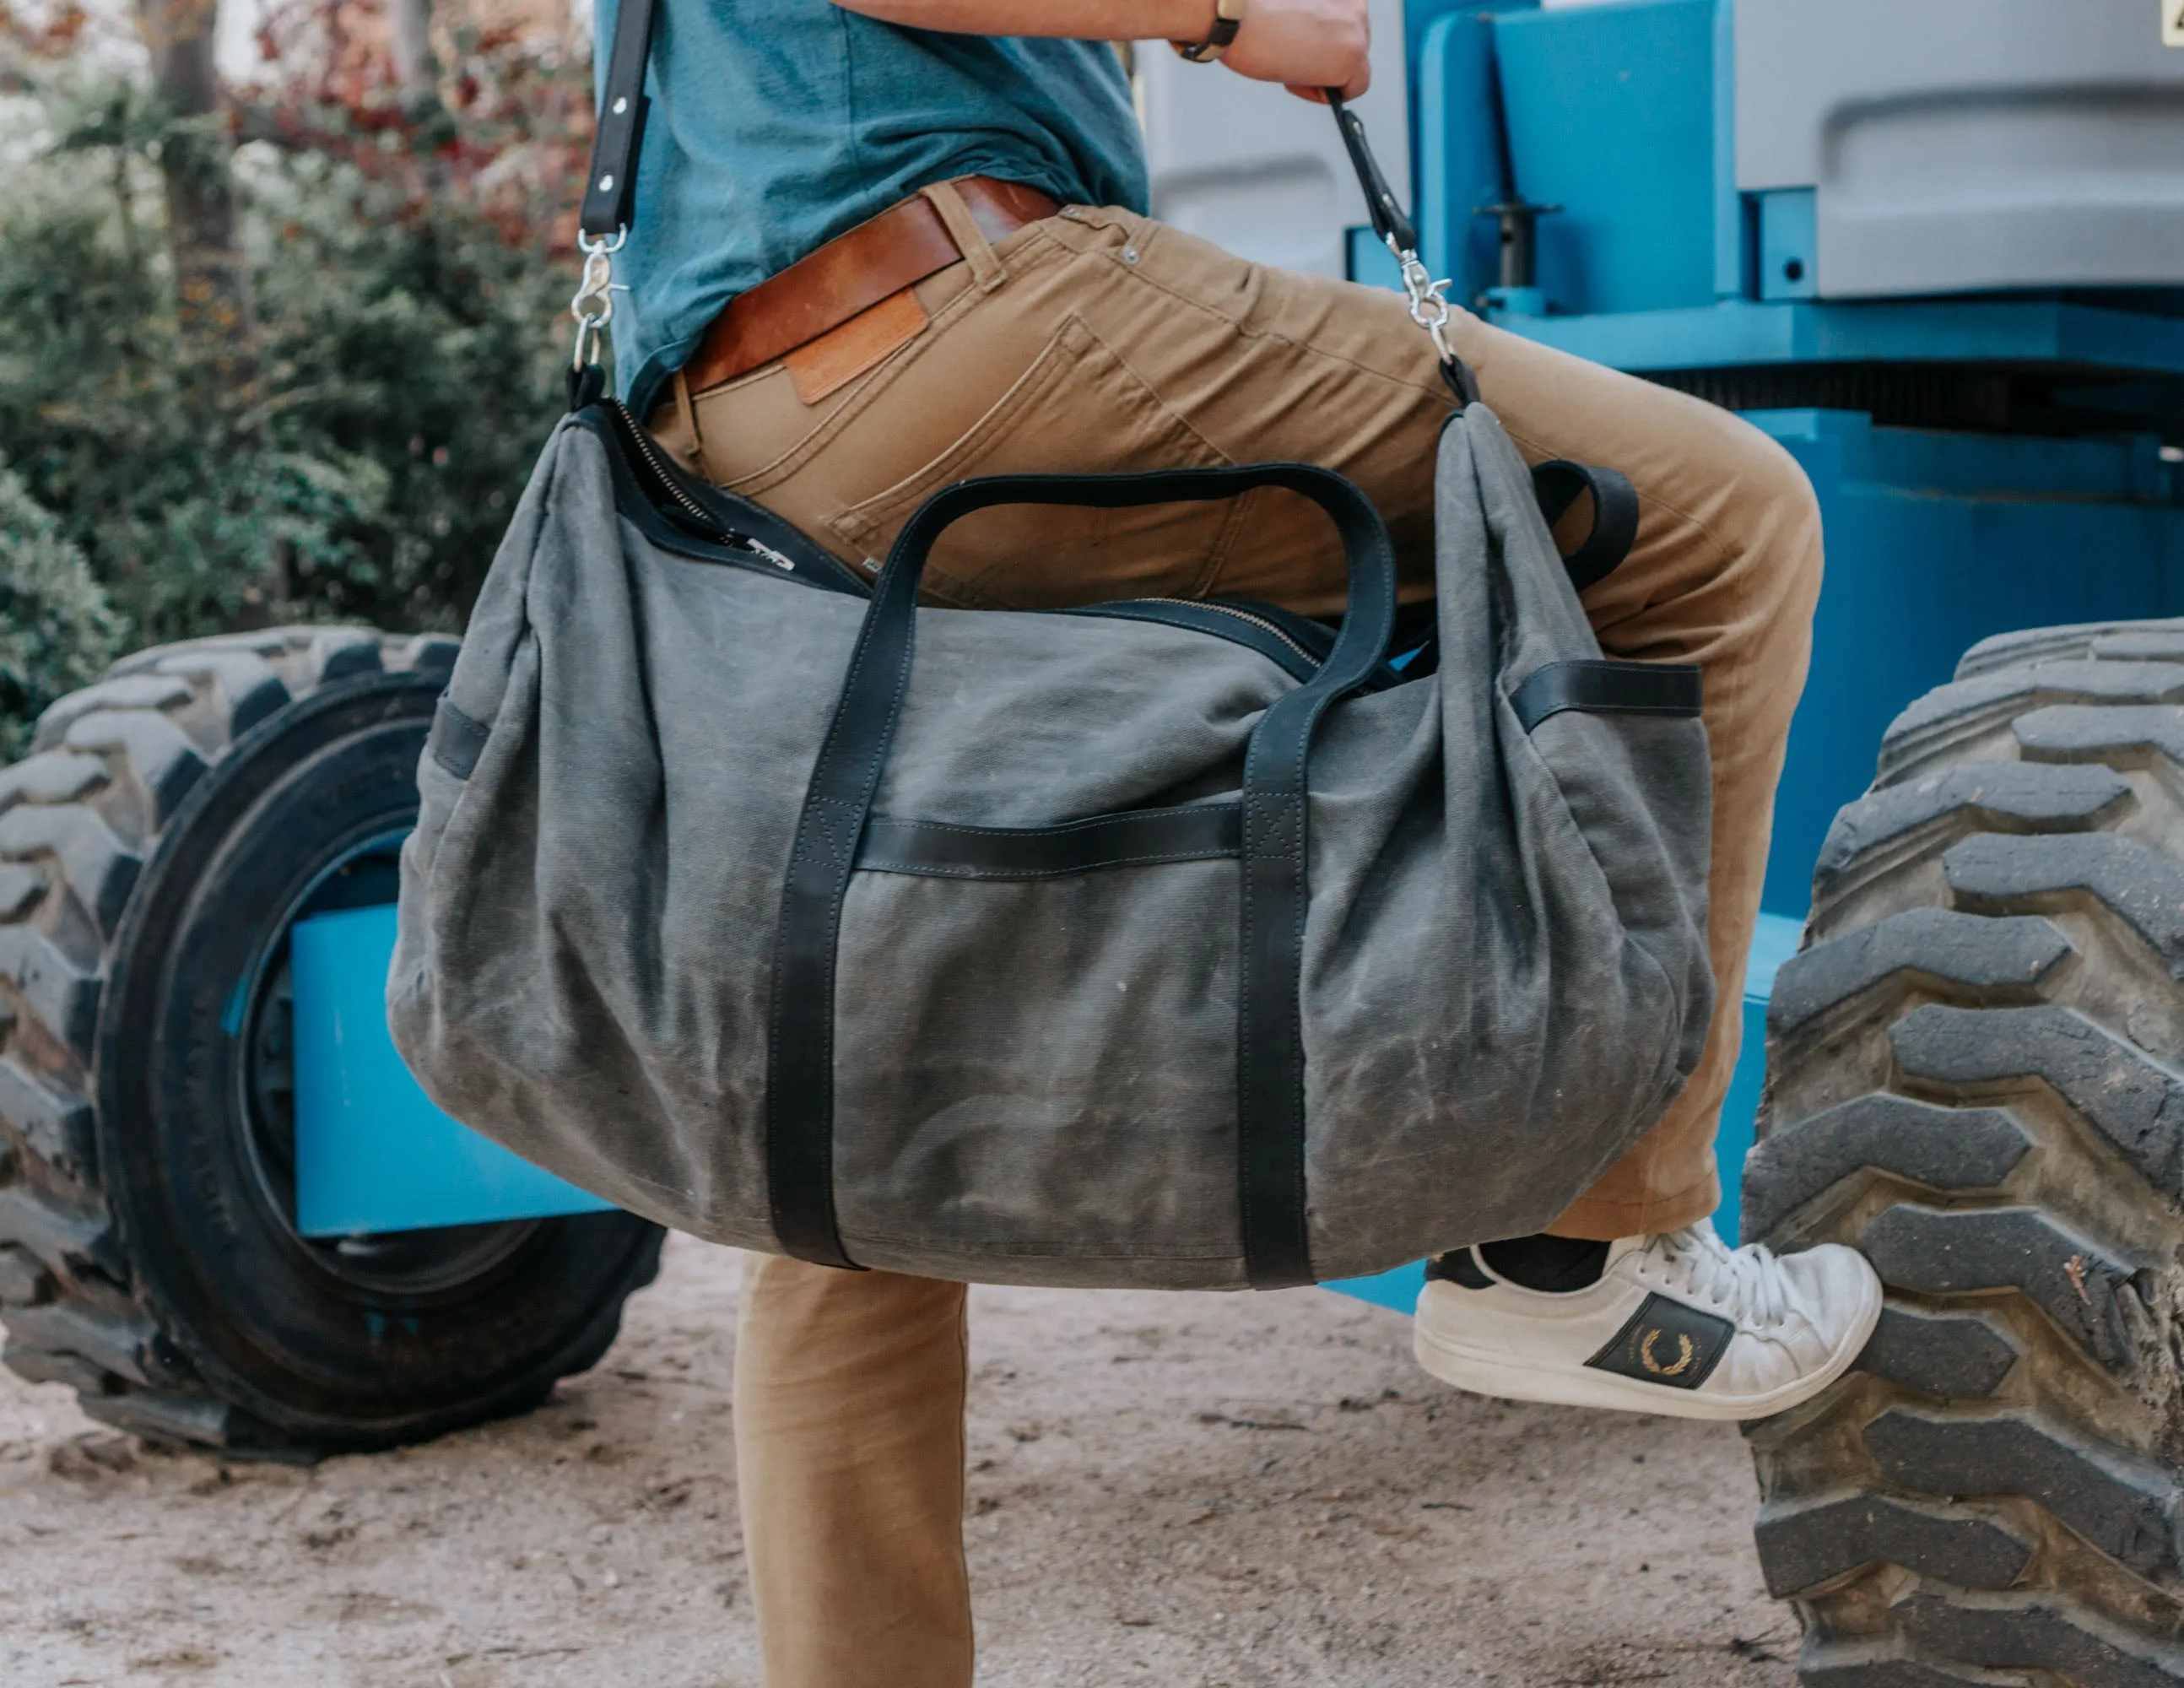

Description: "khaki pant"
653 181 1823 1688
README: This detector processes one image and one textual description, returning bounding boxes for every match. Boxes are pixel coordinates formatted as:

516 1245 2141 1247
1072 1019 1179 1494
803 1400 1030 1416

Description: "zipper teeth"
618 410 722 531
610 403 796 569
1134 598 1318 666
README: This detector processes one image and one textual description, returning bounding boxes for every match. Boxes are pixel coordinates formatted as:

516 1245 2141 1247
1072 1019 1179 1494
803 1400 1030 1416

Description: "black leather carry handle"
766 465 1400 1277
1531 460 1641 592
881 465 1399 690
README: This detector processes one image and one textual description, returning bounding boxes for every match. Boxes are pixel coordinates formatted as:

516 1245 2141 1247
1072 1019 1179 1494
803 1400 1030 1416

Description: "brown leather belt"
680 176 1061 396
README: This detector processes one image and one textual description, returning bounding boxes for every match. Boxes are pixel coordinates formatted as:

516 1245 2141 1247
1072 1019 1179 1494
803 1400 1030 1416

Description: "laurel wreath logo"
1639 1328 1696 1377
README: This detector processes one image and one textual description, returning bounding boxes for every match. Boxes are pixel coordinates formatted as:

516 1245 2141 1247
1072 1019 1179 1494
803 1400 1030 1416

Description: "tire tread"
1750 619 2184 1683
0 628 580 1458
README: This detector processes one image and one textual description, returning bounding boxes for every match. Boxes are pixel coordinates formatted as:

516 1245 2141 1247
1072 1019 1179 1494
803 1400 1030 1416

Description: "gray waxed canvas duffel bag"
386 382 1716 1291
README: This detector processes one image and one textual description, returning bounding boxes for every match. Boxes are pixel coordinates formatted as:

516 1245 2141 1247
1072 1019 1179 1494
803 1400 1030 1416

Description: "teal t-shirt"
593 0 1151 412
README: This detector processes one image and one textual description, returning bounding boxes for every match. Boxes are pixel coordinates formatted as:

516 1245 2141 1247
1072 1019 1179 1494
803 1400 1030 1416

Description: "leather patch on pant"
1586 1292 1733 1389
784 288 930 406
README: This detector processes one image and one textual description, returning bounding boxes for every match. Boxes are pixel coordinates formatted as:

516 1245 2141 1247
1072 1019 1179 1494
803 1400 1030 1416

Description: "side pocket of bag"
1451 404 1716 1082
1512 685 1716 1081
389 422 570 1051
401 634 535 906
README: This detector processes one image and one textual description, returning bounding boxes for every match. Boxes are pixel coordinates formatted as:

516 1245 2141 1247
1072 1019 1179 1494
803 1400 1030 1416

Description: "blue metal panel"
290 904 615 1236
1751 410 2184 916
1403 0 1535 127
1489 0 1720 316
1710 912 1803 1247
1323 1257 1427 1315
1707 0 1737 300
1346 225 1405 290
1413 5 1516 304
1491 296 2184 376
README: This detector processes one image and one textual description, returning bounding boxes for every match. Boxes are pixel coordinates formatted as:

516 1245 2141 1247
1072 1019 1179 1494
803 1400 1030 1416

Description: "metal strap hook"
1325 93 1478 405
570 226 628 374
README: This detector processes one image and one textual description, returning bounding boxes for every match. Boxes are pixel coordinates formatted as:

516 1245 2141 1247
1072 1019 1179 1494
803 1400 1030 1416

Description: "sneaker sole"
1409 1274 1884 1422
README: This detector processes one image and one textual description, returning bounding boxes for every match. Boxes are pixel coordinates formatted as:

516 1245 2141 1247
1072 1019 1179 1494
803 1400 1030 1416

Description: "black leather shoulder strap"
580 0 656 239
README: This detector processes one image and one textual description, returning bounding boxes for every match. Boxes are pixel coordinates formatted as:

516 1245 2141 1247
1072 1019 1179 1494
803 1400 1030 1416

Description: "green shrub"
0 457 120 760
0 8 591 750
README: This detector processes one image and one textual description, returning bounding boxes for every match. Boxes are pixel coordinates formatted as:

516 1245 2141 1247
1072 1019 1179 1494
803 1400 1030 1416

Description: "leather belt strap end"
682 177 1059 396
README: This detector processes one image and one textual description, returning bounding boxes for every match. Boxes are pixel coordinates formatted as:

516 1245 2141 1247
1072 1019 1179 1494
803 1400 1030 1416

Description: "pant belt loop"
919 179 1007 294
672 366 703 458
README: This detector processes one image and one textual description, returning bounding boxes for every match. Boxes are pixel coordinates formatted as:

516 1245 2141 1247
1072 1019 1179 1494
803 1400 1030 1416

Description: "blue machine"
1378 0 2184 919
289 906 613 1236
1328 0 2184 1306
289 0 2184 1282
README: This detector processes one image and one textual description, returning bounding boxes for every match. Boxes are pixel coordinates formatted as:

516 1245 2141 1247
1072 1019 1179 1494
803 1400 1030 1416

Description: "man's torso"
596 0 1150 411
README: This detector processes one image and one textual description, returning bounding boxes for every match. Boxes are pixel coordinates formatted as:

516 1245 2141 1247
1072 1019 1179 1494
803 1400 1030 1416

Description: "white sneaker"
1411 1220 1883 1421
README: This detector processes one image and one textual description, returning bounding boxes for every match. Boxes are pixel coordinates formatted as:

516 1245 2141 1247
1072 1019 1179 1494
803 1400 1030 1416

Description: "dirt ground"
0 1236 1800 1687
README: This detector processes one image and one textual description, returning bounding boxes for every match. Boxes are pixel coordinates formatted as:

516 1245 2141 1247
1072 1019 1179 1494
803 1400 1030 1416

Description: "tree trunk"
388 0 454 187
135 0 259 378
388 0 440 111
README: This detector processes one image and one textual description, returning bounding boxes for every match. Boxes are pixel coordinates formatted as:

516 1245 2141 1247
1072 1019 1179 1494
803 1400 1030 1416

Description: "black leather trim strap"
578 0 655 239
857 803 1241 879
1056 598 1411 697
765 464 1397 1280
1531 460 1641 592
1511 659 1703 732
427 697 491 780
1232 483 1397 1288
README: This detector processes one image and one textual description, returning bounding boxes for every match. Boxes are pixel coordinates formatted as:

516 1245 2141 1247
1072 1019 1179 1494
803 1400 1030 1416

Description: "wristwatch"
1170 0 1245 62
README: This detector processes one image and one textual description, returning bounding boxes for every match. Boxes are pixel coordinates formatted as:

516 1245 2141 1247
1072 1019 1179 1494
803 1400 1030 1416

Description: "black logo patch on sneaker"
1585 1293 1733 1390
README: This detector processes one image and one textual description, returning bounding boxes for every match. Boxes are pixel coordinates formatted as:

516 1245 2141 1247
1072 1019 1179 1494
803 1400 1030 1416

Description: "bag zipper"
1131 598 1319 667
611 402 797 571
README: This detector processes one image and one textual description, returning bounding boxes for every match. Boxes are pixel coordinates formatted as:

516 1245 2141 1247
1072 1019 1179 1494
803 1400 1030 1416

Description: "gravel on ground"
0 1236 1798 1686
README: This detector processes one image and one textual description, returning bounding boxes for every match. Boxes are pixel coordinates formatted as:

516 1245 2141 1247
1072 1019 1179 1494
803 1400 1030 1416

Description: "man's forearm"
830 0 1372 100
832 0 1216 41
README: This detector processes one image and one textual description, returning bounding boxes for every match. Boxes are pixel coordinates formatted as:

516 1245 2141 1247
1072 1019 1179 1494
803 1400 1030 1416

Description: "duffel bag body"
387 394 1713 1290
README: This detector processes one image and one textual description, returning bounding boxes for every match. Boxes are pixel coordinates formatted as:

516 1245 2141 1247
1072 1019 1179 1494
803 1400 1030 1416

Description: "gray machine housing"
1736 0 2184 298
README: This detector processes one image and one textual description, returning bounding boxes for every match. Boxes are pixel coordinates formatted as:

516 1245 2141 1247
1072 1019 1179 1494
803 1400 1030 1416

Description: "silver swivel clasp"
570 228 627 372
1390 237 1457 365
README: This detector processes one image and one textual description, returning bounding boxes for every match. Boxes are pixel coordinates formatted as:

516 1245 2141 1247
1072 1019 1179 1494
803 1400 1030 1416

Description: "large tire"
0 627 663 1458
1745 619 2184 1685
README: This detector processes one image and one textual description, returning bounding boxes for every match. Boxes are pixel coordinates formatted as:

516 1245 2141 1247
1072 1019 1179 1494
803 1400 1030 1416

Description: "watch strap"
1171 0 1246 63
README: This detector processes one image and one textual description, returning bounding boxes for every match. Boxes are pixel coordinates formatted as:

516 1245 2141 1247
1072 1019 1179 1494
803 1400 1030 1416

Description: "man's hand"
1217 0 1370 102
830 0 1370 100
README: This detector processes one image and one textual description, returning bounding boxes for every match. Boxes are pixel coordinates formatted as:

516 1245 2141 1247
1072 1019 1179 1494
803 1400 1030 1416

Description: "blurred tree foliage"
0 456 120 760
0 0 590 747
